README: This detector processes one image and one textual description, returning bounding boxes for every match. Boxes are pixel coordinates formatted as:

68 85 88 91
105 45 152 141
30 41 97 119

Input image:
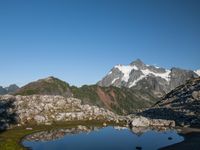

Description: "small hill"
14 77 72 97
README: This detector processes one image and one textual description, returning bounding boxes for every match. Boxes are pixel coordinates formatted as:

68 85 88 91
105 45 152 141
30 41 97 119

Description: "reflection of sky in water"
23 127 184 150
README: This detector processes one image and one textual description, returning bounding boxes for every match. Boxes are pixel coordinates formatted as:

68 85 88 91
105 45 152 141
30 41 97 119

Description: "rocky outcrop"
139 77 200 127
0 95 121 130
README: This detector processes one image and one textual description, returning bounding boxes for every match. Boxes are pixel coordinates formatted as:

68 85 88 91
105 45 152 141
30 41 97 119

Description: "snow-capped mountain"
98 59 199 97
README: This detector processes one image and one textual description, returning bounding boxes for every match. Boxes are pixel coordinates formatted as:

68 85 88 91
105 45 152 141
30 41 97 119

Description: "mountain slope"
139 77 200 127
98 59 199 97
71 85 157 114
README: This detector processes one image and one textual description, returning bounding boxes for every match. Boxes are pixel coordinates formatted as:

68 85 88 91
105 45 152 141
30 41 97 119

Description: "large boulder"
131 116 150 127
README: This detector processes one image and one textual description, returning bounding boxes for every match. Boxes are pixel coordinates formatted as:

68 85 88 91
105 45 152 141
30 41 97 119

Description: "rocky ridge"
139 77 200 127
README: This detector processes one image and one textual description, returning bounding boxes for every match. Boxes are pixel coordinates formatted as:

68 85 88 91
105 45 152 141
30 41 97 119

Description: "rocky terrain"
0 94 123 130
139 77 200 127
0 94 176 131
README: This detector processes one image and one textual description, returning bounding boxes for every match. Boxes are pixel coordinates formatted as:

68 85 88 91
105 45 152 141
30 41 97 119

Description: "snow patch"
195 70 200 76
114 64 171 87
128 69 171 88
112 77 120 84
141 69 171 82
129 75 146 87
115 65 138 82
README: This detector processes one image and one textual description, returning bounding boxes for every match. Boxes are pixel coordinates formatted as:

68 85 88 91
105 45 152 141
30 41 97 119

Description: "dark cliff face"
139 77 200 127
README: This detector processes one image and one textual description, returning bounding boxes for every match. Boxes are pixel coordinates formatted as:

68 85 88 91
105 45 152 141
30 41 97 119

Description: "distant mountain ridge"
9 59 200 114
14 76 158 114
0 84 19 95
98 59 199 97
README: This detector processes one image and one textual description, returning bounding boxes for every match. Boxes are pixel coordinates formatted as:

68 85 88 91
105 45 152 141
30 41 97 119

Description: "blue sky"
0 0 200 87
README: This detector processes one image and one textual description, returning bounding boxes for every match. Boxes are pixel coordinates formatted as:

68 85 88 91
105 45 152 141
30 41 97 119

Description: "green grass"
0 120 125 150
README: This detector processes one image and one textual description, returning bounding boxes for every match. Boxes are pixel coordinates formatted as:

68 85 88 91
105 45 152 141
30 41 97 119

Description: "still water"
23 126 184 150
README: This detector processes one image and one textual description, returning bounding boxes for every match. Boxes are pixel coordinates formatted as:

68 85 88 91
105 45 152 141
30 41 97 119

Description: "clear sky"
0 0 200 87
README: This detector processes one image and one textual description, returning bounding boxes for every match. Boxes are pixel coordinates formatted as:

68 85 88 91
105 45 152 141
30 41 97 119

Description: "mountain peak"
38 76 60 83
129 59 146 70
130 58 144 65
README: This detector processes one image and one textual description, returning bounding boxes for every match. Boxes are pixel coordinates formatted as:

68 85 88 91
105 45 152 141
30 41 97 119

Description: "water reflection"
23 126 184 150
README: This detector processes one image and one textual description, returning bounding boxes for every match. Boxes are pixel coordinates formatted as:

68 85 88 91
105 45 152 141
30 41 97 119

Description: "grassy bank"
0 120 124 150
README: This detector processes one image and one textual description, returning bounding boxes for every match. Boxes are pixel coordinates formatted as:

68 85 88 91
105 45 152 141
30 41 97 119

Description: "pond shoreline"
0 120 124 150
